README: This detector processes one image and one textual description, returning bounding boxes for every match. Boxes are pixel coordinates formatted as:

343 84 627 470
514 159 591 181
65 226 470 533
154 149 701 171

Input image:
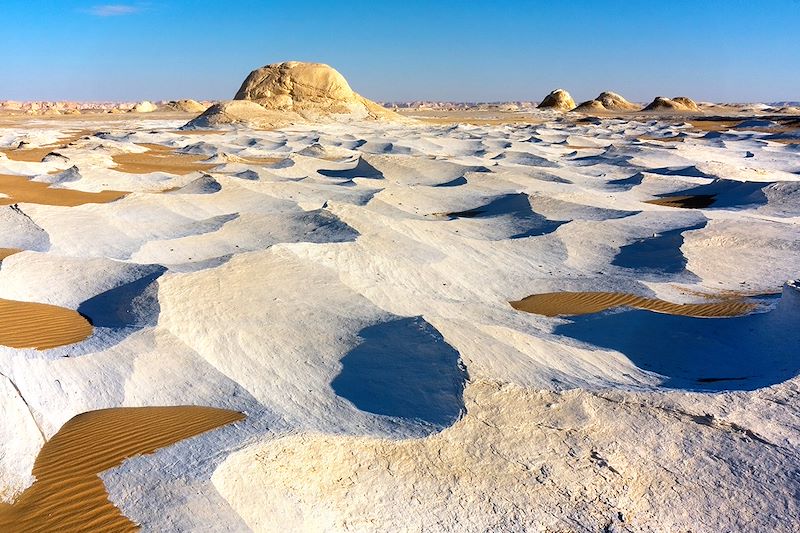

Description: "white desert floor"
0 113 799 532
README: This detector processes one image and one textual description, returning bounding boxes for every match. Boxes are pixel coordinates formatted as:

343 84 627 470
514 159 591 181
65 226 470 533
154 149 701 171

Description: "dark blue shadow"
318 157 384 179
332 316 467 428
446 193 567 239
554 302 798 391
78 268 166 328
612 221 706 275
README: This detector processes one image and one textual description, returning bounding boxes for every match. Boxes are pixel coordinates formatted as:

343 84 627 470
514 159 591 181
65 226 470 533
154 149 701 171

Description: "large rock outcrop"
537 89 576 111
233 61 396 120
185 61 400 129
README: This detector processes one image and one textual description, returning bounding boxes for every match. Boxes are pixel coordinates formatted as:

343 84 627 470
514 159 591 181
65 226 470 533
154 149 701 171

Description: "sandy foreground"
0 108 799 531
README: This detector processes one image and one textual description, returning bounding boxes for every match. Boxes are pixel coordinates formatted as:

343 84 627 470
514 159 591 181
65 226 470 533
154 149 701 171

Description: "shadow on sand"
555 292 798 391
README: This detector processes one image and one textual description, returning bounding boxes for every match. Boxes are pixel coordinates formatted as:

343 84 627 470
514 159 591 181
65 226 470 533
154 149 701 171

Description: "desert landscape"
1 8 800 530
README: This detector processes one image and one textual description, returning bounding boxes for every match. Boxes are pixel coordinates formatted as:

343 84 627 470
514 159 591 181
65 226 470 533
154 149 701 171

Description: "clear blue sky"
1 0 798 103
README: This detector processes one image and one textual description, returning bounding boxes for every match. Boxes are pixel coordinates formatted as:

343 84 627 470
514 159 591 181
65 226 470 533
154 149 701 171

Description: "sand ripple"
0 174 125 207
510 291 755 317
0 406 244 532
0 298 93 349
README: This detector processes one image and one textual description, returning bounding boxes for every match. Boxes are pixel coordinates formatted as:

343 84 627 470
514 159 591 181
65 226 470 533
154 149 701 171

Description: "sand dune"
0 297 92 349
510 291 755 317
0 406 244 532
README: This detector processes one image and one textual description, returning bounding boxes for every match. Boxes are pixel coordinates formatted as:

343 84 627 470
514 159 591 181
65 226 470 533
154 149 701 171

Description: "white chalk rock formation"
643 96 699 112
573 92 639 113
234 61 398 121
537 89 576 111
185 61 400 129
164 99 208 113
184 100 301 129
131 101 157 113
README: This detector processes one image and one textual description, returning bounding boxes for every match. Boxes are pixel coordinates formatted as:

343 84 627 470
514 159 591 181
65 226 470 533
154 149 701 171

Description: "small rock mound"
131 101 157 113
233 61 397 120
596 91 639 110
643 96 700 112
184 100 300 130
537 89 576 111
164 99 208 113
572 92 640 113
572 99 606 113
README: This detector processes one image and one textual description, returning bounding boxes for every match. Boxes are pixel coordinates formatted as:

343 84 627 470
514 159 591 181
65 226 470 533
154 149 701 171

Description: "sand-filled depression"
0 107 799 532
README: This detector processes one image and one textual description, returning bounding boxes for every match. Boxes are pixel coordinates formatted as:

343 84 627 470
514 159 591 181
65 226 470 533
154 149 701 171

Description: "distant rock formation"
571 91 639 113
164 99 208 113
572 99 606 113
537 89 576 111
643 96 699 112
233 61 397 120
185 61 401 129
131 101 157 113
597 91 639 111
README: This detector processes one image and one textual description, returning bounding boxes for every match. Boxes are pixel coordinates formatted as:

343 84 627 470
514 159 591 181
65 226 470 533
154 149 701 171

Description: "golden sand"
111 144 216 175
0 131 93 163
0 298 93 350
687 120 741 133
0 248 22 260
510 291 755 318
638 135 685 143
0 406 244 533
645 195 716 209
0 174 126 207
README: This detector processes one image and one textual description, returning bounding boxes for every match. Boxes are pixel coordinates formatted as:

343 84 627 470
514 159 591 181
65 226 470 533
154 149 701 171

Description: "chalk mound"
233 61 397 120
537 89 576 111
572 99 606 113
184 100 300 130
164 99 208 113
131 101 157 113
643 96 700 112
597 91 639 110
572 92 639 113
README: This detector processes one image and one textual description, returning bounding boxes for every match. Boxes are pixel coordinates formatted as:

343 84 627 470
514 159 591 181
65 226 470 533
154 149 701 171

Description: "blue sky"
1 0 798 103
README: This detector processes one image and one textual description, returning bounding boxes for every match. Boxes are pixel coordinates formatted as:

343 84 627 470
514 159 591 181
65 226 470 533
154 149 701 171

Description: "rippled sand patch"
645 195 716 209
0 174 126 206
111 144 217 175
0 130 93 162
0 298 93 349
0 406 244 532
688 120 741 133
0 248 22 261
510 291 755 318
